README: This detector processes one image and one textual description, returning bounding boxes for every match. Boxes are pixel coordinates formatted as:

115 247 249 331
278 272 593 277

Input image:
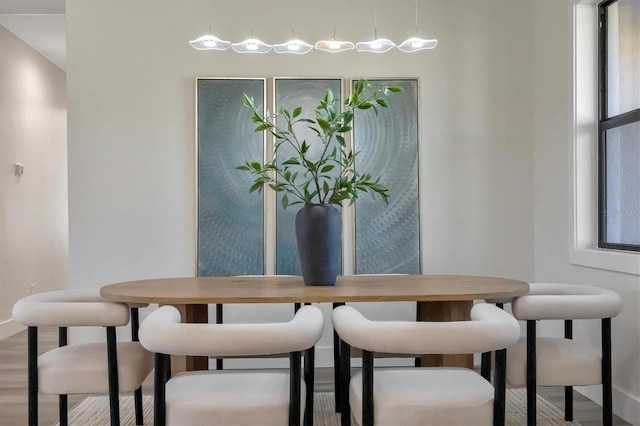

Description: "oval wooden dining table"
100 274 528 372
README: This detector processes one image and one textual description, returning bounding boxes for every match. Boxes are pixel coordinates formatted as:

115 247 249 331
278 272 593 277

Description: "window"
598 0 640 252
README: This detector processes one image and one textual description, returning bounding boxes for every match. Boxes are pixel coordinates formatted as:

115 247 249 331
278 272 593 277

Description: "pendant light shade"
189 34 231 51
231 38 272 54
315 39 354 53
273 39 313 54
397 38 438 53
315 28 354 52
356 38 395 53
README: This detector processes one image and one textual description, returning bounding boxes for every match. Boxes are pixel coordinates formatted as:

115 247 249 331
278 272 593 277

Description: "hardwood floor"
0 328 630 425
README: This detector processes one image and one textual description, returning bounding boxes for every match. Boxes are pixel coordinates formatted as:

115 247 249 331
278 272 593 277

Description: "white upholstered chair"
214 275 302 369
139 304 324 426
215 275 318 424
506 283 623 426
332 303 521 426
332 274 416 414
12 290 154 426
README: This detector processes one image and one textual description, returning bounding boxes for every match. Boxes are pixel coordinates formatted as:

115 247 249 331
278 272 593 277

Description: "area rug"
57 389 580 425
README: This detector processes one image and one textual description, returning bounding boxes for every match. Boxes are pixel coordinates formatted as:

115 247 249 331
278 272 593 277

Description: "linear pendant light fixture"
190 2 437 55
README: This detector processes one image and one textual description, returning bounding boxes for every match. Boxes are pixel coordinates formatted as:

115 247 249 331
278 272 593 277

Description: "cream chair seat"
37 341 150 394
505 283 623 425
12 290 153 426
333 303 520 426
139 304 324 425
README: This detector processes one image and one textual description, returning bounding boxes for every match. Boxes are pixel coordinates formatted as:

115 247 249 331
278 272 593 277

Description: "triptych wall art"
196 78 420 277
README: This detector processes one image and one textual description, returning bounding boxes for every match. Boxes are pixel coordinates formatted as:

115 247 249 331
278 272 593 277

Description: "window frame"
597 0 640 252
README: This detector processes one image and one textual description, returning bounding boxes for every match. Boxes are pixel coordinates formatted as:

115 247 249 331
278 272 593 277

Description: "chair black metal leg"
130 308 140 341
303 346 315 426
59 395 68 426
482 303 504 384
215 304 224 370
28 327 38 426
526 320 537 426
564 387 574 421
333 327 341 413
134 387 144 425
58 326 68 346
602 318 613 426
333 302 344 413
414 302 421 367
58 327 68 426
106 326 121 426
340 339 351 426
493 348 507 426
154 353 169 426
564 320 573 421
362 350 374 426
128 309 144 425
481 352 492 381
289 351 302 426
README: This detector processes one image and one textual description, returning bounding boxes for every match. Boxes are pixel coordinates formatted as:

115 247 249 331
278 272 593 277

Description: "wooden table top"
100 274 529 305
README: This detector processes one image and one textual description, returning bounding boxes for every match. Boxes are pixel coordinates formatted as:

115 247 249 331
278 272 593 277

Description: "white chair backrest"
511 283 623 320
139 305 324 357
12 290 130 327
332 303 520 355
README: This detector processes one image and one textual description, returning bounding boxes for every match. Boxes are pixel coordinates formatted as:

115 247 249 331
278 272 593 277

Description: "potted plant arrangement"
238 79 403 285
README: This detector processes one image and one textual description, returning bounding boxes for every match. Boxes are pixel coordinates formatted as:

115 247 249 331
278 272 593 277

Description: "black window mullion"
600 110 640 132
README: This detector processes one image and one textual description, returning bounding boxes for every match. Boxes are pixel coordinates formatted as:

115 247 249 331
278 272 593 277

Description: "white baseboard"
0 318 25 340
577 385 639 425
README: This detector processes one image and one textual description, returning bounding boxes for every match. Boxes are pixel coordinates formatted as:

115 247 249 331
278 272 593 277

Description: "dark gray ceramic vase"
295 204 342 286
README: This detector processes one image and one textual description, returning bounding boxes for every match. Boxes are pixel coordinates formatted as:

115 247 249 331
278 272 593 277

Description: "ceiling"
0 0 66 70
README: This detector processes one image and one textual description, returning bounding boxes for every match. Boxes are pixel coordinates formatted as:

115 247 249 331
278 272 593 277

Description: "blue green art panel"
354 79 421 274
274 78 342 275
197 78 265 276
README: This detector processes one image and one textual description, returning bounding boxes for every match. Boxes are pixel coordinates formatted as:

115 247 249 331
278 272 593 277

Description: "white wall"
66 0 535 284
66 0 535 362
532 1 640 423
0 25 68 339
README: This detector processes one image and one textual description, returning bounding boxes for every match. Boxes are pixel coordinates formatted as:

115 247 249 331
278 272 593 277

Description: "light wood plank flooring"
0 328 630 425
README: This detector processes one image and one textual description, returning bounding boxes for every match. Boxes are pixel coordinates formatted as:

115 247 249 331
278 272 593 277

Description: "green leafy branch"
237 79 403 209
